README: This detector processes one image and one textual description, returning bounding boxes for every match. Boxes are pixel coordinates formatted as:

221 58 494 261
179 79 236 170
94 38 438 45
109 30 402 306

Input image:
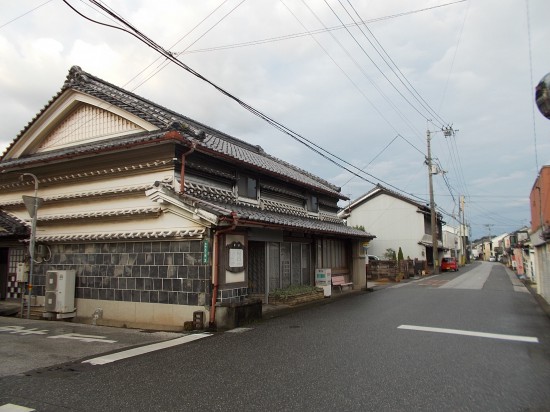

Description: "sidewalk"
262 281 390 320
0 280 393 326
0 300 21 317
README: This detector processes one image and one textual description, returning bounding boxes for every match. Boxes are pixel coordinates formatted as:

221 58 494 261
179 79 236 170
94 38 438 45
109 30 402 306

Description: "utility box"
45 270 76 314
16 263 29 282
315 268 332 297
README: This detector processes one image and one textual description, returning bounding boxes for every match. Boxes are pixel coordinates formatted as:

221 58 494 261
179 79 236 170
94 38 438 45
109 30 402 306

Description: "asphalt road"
1 261 549 411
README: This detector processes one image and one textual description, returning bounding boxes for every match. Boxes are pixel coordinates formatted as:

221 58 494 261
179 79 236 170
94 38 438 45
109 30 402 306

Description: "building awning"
418 234 447 251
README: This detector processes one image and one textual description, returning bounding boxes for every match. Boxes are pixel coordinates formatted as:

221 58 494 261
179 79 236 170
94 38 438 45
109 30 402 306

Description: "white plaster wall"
347 194 426 260
75 298 209 331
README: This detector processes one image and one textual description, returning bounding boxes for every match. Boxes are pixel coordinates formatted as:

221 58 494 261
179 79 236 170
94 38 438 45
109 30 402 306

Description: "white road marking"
83 332 212 365
0 326 48 335
225 327 253 333
0 404 35 411
398 324 539 343
48 333 117 343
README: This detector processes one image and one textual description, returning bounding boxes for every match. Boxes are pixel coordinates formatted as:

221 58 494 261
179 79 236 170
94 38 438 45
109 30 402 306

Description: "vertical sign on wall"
202 239 209 264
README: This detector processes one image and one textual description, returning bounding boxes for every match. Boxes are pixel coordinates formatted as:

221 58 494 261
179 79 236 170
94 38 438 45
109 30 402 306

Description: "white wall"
346 194 426 260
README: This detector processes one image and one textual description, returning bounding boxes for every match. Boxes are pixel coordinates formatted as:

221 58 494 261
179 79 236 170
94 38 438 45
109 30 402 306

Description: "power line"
296 0 423 139
340 0 449 128
175 1 467 56
322 0 446 128
0 0 54 30
63 0 440 210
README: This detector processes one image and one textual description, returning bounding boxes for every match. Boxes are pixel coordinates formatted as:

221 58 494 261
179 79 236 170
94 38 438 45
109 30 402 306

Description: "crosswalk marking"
83 332 212 365
398 324 539 343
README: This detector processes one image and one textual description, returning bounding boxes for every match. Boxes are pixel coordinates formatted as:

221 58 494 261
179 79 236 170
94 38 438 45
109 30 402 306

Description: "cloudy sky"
1 0 549 240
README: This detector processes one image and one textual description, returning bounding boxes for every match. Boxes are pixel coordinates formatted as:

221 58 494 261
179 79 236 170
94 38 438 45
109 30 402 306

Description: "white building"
339 185 444 268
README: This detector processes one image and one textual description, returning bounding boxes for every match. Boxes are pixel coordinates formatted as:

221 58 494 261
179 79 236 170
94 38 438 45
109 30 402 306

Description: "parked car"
489 256 496 262
441 257 458 272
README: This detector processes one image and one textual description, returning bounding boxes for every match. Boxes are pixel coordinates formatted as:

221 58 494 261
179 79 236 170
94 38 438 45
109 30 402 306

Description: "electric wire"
525 0 539 173
0 0 54 30
340 134 400 188
176 1 467 56
129 0 245 91
340 0 449 128
323 0 446 129
280 1 409 137
438 0 470 111
66 0 437 208
296 0 423 139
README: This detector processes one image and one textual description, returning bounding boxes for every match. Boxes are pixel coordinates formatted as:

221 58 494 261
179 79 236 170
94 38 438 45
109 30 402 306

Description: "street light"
20 173 42 319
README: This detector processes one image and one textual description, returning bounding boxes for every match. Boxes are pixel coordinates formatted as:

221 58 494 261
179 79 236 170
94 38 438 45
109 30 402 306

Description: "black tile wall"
34 241 212 306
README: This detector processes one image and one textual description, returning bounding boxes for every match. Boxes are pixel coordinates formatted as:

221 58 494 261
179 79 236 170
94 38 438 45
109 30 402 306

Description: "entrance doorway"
0 248 8 300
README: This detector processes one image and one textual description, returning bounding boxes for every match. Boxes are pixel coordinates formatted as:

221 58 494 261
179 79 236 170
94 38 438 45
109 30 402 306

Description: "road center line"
82 333 212 365
398 325 538 343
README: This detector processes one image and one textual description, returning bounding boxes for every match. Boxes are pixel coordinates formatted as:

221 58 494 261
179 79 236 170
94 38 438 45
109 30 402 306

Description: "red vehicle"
441 257 458 272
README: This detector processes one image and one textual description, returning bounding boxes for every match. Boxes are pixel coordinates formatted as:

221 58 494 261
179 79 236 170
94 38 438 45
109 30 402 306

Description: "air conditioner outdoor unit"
44 270 76 314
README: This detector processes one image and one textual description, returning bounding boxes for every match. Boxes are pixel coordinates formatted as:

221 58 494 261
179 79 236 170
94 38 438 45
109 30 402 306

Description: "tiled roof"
346 184 432 214
2 66 345 199
0 210 28 238
0 130 172 169
184 195 372 239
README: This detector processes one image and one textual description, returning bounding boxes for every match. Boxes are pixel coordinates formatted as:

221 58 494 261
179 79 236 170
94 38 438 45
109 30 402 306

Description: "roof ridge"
3 66 343 196
65 66 341 193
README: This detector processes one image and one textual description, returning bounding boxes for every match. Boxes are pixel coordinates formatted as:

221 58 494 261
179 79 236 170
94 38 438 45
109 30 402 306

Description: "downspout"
179 143 196 195
209 212 238 329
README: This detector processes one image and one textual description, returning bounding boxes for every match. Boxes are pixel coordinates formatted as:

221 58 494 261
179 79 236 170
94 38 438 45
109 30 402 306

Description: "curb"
523 282 550 320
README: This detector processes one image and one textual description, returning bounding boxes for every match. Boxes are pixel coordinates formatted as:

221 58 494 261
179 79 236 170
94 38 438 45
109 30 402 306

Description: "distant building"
529 166 550 303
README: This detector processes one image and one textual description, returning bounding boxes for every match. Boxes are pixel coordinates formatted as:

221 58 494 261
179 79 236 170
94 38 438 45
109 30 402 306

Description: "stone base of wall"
74 298 210 332
215 299 263 330
269 290 325 306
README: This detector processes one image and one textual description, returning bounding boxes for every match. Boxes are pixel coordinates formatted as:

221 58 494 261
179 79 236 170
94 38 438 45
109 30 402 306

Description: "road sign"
22 195 43 218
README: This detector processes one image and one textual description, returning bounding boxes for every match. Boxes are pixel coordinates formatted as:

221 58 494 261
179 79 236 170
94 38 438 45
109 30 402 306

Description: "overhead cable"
64 0 438 207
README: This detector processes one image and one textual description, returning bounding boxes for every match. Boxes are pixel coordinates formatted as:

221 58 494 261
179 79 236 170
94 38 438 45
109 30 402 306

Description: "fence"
366 259 427 281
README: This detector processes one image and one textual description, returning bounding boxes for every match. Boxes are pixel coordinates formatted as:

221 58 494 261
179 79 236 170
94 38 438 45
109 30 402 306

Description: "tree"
397 247 404 262
384 248 396 260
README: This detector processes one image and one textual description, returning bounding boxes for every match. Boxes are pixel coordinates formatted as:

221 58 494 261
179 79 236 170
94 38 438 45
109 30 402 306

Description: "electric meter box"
16 263 29 282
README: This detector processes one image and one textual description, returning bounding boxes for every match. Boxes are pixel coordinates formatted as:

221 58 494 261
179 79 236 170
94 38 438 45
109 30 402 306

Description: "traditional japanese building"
0 66 373 330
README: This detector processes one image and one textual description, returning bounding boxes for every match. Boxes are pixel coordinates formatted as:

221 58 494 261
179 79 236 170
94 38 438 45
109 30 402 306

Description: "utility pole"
460 195 467 265
484 224 494 260
426 124 456 273
21 173 42 319
426 129 439 274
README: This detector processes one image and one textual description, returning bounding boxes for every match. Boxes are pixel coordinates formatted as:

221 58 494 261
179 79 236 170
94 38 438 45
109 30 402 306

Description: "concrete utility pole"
460 195 467 265
426 124 456 273
484 224 494 259
426 129 439 274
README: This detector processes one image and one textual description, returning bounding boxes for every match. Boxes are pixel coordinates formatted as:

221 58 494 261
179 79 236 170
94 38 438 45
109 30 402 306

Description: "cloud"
0 0 549 239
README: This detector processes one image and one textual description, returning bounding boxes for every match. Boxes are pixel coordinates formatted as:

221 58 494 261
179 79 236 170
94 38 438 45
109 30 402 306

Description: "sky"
1 0 549 241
